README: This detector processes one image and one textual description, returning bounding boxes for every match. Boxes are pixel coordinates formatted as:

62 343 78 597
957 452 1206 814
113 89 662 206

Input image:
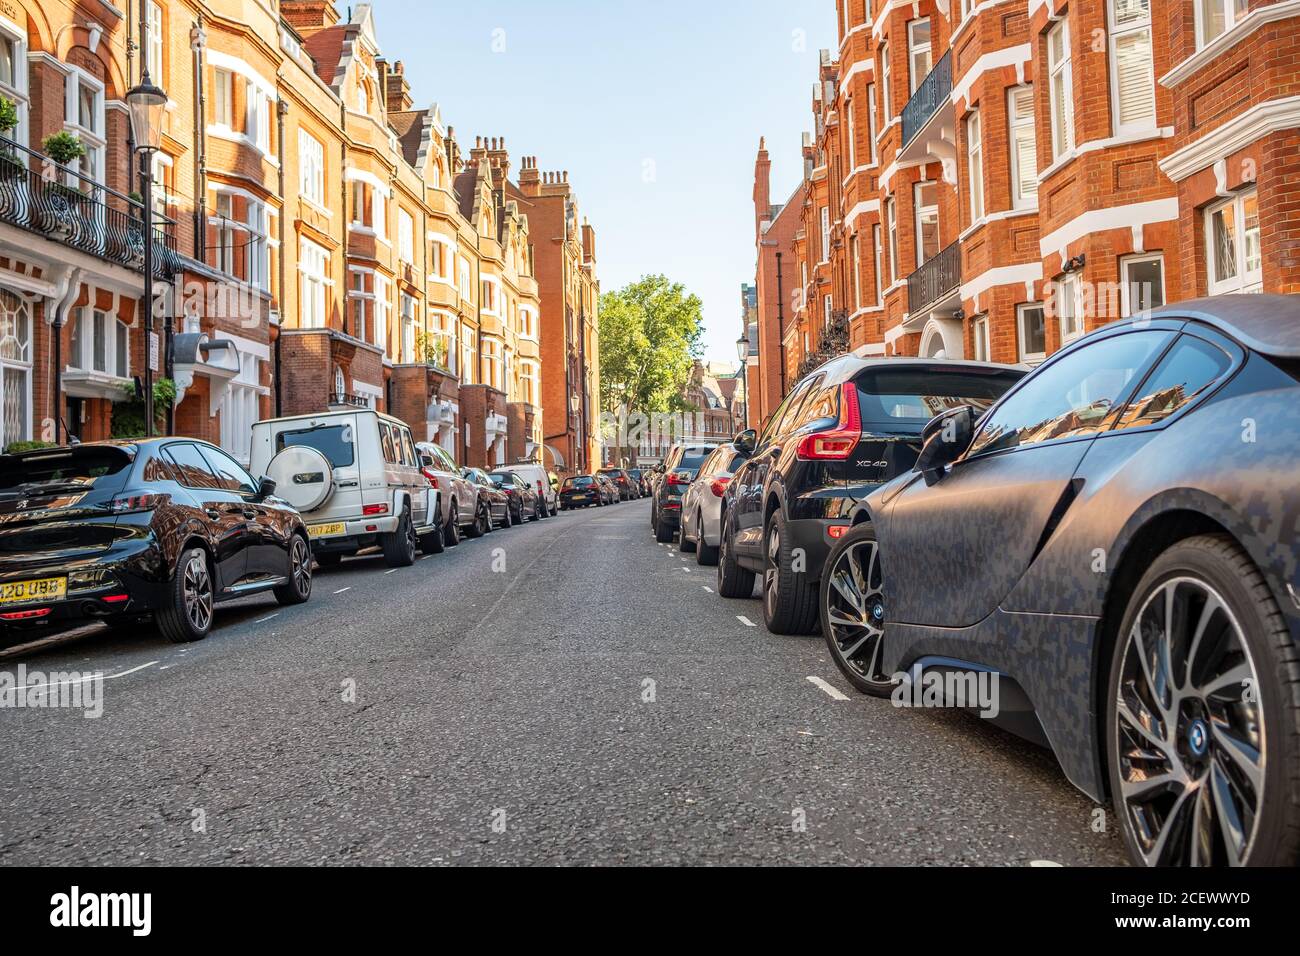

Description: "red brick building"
752 0 1299 399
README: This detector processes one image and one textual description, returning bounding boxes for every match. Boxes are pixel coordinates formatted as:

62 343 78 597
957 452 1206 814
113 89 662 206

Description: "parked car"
678 442 749 565
595 474 620 505
627 468 651 497
251 409 443 568
651 443 718 542
599 467 638 500
559 475 601 509
416 442 477 546
461 467 510 532
0 439 312 645
716 358 1025 631
489 470 541 523
496 462 557 517
820 295 1300 868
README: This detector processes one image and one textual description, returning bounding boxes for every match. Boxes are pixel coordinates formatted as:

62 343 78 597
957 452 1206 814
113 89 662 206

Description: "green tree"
599 274 703 414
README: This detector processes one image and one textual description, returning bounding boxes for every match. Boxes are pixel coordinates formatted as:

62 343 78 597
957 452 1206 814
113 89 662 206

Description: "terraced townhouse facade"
749 0 1298 425
0 0 600 475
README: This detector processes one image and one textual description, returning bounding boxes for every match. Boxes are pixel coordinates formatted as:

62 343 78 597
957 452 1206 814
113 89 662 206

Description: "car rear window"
276 424 355 468
564 476 593 488
678 454 709 472
0 447 131 496
855 368 1024 425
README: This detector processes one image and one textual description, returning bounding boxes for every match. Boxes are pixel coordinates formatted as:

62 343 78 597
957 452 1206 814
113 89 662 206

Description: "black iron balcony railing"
901 50 952 147
328 392 369 408
907 241 962 316
0 137 178 276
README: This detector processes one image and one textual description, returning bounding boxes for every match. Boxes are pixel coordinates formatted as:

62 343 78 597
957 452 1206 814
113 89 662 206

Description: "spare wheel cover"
266 445 334 513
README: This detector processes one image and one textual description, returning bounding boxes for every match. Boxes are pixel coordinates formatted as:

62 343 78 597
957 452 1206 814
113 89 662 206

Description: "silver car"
416 441 478 545
678 443 748 566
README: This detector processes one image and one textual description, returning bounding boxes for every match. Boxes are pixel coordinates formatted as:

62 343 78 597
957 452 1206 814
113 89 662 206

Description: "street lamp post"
126 69 166 438
569 391 581 471
736 334 750 431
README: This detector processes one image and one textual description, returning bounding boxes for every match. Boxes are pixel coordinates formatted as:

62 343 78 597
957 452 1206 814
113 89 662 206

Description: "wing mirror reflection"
916 406 976 486
733 429 757 457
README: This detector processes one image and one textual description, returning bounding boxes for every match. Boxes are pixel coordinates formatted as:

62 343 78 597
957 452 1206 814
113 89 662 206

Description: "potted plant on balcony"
0 97 24 182
36 131 88 238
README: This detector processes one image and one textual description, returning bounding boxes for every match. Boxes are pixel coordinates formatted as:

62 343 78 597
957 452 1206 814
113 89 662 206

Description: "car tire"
419 518 446 555
314 551 343 569
466 501 487 538
654 514 675 543
381 504 418 568
678 518 697 553
761 509 819 635
156 546 214 644
716 509 755 599
696 511 719 566
820 523 891 697
1105 533 1300 867
445 503 461 547
274 534 314 606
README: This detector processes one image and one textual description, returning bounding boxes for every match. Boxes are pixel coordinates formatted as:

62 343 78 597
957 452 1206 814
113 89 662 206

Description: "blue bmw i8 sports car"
820 294 1299 867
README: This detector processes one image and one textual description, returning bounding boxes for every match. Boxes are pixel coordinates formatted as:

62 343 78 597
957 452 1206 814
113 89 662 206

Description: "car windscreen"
488 474 507 486
276 424 355 468
0 447 132 501
855 368 1024 426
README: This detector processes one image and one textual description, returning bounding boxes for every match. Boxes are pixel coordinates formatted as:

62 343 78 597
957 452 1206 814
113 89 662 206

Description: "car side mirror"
255 475 277 500
733 428 757 457
916 406 976 486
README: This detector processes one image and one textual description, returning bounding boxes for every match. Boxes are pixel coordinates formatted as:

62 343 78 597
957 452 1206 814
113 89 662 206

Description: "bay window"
299 239 329 329
1009 86 1038 208
68 308 129 378
1198 0 1250 48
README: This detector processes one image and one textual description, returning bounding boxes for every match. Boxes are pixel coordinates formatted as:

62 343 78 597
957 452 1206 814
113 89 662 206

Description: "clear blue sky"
372 0 835 365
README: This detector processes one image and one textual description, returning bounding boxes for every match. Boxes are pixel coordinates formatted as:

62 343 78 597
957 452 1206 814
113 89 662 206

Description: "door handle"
205 508 221 520
242 509 258 519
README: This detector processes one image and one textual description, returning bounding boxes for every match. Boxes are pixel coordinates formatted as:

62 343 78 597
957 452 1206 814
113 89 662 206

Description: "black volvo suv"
716 357 1026 633
0 439 312 645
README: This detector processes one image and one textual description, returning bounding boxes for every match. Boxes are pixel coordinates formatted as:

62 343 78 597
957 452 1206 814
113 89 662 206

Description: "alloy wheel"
1115 576 1264 866
290 537 312 598
183 551 213 632
763 523 780 617
825 539 887 684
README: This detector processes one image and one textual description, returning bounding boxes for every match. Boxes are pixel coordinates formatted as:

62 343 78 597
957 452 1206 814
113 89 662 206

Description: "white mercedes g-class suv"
249 409 443 568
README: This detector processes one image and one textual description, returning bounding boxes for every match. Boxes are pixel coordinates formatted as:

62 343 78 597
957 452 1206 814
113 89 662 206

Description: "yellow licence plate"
0 577 67 605
308 523 347 539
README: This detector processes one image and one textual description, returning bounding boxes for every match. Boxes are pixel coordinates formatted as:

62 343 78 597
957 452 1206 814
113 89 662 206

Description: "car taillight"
537 481 544 496
105 493 169 514
796 382 862 461
0 608 51 621
667 472 688 487
421 468 439 489
362 503 389 516
709 477 731 498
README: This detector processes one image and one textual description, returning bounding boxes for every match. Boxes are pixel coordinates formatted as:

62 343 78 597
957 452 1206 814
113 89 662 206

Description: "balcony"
907 241 961 318
0 138 177 275
898 52 956 178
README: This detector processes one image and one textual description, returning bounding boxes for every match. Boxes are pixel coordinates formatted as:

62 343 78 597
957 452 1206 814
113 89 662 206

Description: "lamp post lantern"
126 69 167 438
736 334 749 363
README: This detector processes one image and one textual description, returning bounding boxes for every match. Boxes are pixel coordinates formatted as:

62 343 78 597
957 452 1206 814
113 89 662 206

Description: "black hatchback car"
0 439 312 645
559 475 601 509
716 358 1025 633
823 295 1300 867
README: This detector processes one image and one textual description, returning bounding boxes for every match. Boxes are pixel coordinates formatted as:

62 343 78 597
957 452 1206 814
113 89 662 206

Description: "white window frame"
872 223 883 304
820 206 831 264
1048 20 1074 162
68 307 130 378
63 68 105 185
0 289 32 448
146 1 164 80
913 181 938 268
972 315 991 361
373 273 391 349
1196 0 1250 49
460 322 475 384
1120 253 1166 317
907 18 932 95
298 129 325 206
885 195 898 284
867 83 878 164
881 43 892 122
1205 189 1262 295
1017 302 1047 364
1108 0 1156 136
966 110 983 223
0 20 29 150
213 68 234 129
846 96 856 170
299 239 329 329
458 257 472 300
1009 85 1038 209
1056 273 1083 344
398 207 415 263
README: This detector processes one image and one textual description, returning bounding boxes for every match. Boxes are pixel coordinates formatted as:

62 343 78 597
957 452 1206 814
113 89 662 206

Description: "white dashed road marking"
807 676 849 701
736 615 757 627
334 587 351 594
255 613 280 624
702 586 713 593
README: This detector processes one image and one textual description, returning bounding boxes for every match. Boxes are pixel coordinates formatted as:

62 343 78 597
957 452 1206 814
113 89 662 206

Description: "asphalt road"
0 499 1127 865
